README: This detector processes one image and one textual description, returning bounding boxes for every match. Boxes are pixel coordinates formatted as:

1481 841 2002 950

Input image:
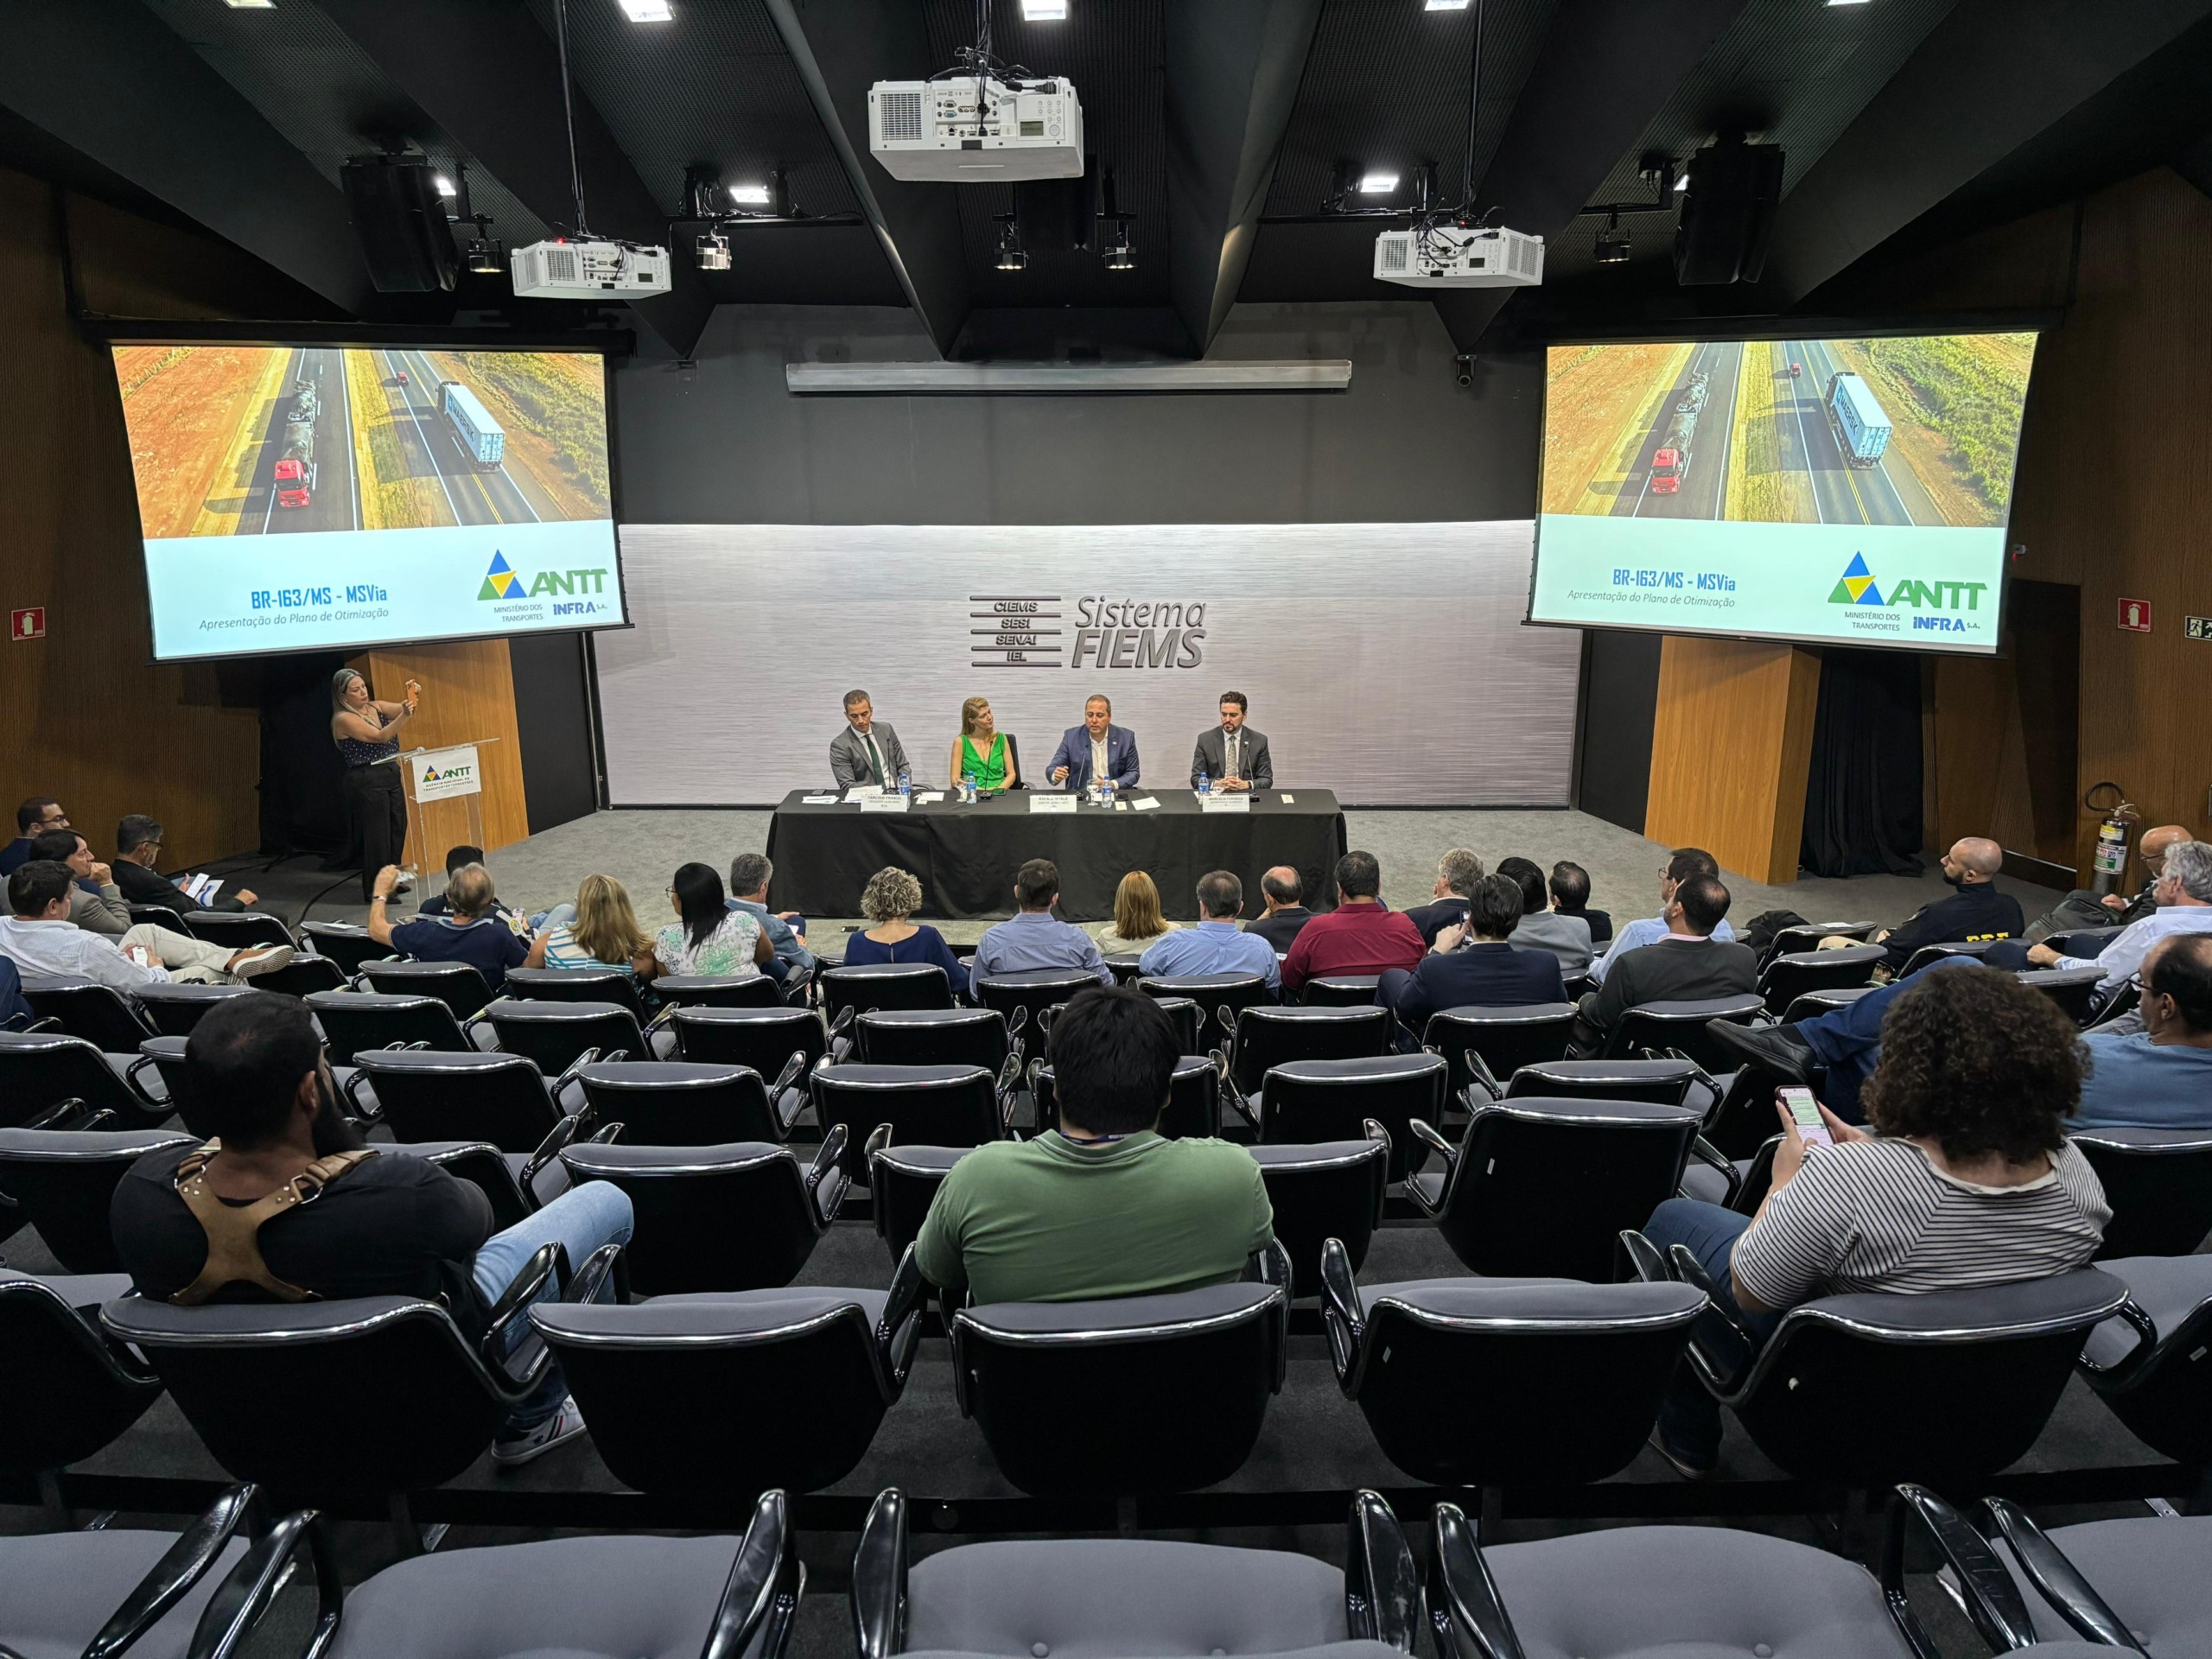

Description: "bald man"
1846 836 2023 974
2026 823 2193 941
1242 866 1314 955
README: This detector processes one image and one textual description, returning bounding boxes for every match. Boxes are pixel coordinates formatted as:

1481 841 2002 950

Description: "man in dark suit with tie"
1568 874 1758 1057
1047 695 1140 791
829 690 911 790
1378 874 1565 1037
1190 692 1272 791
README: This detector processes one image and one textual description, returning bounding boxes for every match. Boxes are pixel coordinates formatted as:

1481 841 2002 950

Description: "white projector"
510 238 671 299
868 76 1084 181
1372 225 1545 289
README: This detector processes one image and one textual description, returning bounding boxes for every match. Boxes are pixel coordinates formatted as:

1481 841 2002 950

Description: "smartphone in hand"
1781 1085 1832 1149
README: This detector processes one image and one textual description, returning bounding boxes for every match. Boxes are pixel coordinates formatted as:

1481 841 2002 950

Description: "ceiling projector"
510 238 671 299
868 76 1084 181
1372 224 1545 289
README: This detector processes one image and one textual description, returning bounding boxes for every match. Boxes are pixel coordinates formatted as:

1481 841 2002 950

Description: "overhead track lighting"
728 183 772 206
995 215 1027 270
222 1 277 9
1101 215 1133 270
695 231 731 270
1358 172 1401 194
1021 0 1068 16
1425 0 1473 10
1594 212 1630 264
617 0 674 18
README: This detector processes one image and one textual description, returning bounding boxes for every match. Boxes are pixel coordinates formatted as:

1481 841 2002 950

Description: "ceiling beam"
0 0 375 315
1163 0 1324 358
316 0 715 359
762 0 971 359
1431 0 1751 355
1762 0 2212 306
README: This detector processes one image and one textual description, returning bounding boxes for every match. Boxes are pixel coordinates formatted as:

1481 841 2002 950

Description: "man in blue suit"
1377 873 1565 1039
1046 694 1141 791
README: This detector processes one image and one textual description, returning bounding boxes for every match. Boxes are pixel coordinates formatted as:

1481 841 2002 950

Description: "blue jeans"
472 1179 634 1432
1643 1197 1780 1468
1796 954 1985 1119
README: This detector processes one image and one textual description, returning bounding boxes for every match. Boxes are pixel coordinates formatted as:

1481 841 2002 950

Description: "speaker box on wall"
1674 139 1784 287
341 156 461 293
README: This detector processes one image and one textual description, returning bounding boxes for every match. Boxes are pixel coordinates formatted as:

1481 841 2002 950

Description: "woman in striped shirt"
523 874 658 982
1644 965 2110 1478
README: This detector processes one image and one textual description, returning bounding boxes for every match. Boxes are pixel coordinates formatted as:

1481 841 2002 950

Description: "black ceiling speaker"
1674 136 1784 286
1014 154 1102 254
341 155 461 293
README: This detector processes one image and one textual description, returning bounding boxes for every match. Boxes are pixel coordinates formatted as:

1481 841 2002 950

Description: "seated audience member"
416 845 530 934
524 874 658 979
1709 957 1976 1122
0 861 289 991
1404 849 1484 946
367 861 529 995
1138 871 1281 990
1281 851 1424 996
1243 866 1314 954
1569 874 1756 1056
728 852 814 975
2073 933 2212 1128
115 816 256 912
1501 855 1593 973
1378 872 1565 1033
915 986 1274 1304
110 993 633 1466
1853 836 2022 974
1096 870 1180 952
652 862 771 979
0 797 68 879
1641 967 2108 1476
31 830 131 935
950 696 1017 792
1997 839 2212 997
1591 849 1738 982
972 860 1114 987
2027 822 2191 940
844 866 969 995
1549 861 1611 945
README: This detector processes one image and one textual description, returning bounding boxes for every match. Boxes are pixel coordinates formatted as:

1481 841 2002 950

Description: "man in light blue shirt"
2074 932 2212 1129
2008 840 2212 996
728 852 815 975
972 859 1113 986
1590 847 1733 982
1137 871 1281 991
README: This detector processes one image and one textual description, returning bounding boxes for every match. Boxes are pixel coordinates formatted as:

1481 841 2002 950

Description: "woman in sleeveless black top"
331 670 421 902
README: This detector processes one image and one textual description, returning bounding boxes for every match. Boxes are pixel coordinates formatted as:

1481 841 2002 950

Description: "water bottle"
962 768 977 804
897 767 912 802
1101 778 1116 808
1197 768 1211 798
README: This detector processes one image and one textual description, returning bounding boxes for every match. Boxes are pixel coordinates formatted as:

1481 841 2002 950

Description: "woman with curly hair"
842 866 969 995
1641 963 2110 1478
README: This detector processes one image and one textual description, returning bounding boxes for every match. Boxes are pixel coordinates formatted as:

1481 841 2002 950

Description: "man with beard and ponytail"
111 993 633 1466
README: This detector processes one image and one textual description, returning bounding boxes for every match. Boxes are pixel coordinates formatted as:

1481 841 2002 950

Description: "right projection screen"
1530 332 2038 654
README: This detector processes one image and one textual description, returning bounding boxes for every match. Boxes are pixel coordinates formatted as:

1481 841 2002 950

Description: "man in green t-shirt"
915 987 1274 1305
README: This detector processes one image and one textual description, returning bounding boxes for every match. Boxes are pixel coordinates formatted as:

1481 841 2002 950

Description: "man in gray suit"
1190 692 1272 791
829 690 911 790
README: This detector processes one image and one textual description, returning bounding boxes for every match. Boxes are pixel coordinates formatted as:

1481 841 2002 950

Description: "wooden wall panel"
351 639 529 865
1644 636 1823 886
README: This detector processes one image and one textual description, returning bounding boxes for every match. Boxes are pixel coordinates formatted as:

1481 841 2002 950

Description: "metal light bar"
785 359 1352 394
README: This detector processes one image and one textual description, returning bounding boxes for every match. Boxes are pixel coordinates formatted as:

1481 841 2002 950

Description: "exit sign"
2120 597 2152 633
10 608 44 641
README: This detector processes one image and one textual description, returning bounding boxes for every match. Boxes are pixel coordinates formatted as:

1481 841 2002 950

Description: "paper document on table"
802 796 841 804
1129 797 1161 811
914 791 945 804
844 785 883 801
1280 794 1294 804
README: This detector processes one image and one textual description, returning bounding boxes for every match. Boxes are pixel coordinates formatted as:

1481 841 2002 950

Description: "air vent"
545 246 580 284
879 90 925 142
1376 236 1410 274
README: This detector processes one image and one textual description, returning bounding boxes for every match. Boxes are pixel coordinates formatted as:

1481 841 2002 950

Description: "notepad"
1129 797 1161 811
802 795 841 805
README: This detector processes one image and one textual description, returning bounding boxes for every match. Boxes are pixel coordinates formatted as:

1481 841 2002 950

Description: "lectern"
399 740 503 875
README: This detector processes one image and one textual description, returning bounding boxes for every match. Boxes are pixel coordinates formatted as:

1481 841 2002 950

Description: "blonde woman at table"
949 696 1018 792
1094 870 1181 952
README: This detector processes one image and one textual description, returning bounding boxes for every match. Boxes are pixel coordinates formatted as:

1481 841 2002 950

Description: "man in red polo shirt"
1281 850 1425 995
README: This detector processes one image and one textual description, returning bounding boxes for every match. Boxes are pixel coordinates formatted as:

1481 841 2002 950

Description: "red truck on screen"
274 457 312 508
1650 447 1683 493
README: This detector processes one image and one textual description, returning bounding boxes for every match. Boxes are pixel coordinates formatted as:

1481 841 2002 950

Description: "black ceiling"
3 0 2209 357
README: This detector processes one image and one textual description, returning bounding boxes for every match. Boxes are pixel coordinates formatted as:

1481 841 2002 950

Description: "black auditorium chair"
298 920 385 976
1252 1126 1390 1296
303 988 477 1063
2044 923 2126 959
854 1007 1015 1072
1257 1053 1444 1180
1301 974 1382 1007
2075 1253 2212 1469
343 1049 583 1154
132 1037 208 1136
671 1006 824 1125
1498 1055 1704 1109
358 957 494 1022
1319 1239 1705 1488
652 973 786 1010
22 976 158 1054
1420 1004 1577 1102
532 1251 925 1499
1604 995 1765 1069
1757 945 1884 1014
1227 1005 1392 1108
483 997 657 1074
820 963 951 1026
972 969 1102 1039
1143 997 1207 1058
1780 984 1878 1025
949 1245 1291 1497
1897 939 1998 978
0 1028 171 1131
406 1138 556 1232
1033 1054 1224 1140
499 964 650 1019
866 1132 971 1265
578 1060 804 1146
126 901 191 937
848 1486 1421 1659
1102 955 1146 986
1626 1236 2133 1491
2018 964 2107 1025
181 911 294 951
0 1485 257 1659
1 1268 167 1497
1760 920 1878 962
133 981 253 1039
246 955 346 999
187 1489 801 1659
811 1064 1011 1180
1411 1097 1705 1281
1139 973 1272 1043
2072 1128 2212 1259
0 1128 197 1273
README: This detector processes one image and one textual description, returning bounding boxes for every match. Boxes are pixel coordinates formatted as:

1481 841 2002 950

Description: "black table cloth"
765 789 1348 922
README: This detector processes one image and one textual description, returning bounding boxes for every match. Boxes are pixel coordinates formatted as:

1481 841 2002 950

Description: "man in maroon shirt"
1281 850 1425 995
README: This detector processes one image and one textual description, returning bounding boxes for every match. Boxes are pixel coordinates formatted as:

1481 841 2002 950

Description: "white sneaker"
229 945 296 980
491 1395 587 1467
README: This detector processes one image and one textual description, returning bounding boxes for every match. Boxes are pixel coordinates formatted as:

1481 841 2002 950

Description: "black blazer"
113 858 245 915
1404 897 1470 947
1580 937 1758 1040
1384 942 1566 1028
1243 907 1313 954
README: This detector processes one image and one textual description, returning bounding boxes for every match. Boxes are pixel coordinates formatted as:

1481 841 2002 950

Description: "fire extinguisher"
2084 783 2139 898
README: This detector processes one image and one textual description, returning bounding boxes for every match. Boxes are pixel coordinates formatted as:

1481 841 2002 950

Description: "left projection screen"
112 344 626 661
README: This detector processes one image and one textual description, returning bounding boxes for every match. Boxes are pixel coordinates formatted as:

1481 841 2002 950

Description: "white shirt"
2091 905 2212 993
849 725 888 785
0 916 170 991
1090 735 1109 783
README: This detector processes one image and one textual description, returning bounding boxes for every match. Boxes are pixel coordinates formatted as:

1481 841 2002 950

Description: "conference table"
765 787 1348 922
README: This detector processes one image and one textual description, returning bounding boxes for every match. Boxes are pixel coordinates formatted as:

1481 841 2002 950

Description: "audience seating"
532 1249 925 1497
304 988 476 1062
1757 918 1877 958
866 1131 969 1263
1412 1097 1703 1280
558 1131 850 1294
22 976 158 1053
1897 938 1998 977
652 972 787 1009
0 1027 171 1131
358 957 493 1021
671 1005 825 1096
1302 974 1382 1007
483 996 658 1074
810 1063 1013 1180
2075 1254 2212 1467
1757 944 1884 1014
2018 963 2107 1025
1420 1004 1576 1101
1257 1053 1445 1180
1 1268 166 1493
126 900 191 936
820 963 952 1025
407 1137 559 1230
1604 995 1764 1069
852 1007 1014 1072
0 1128 195 1272
577 1058 805 1146
2043 923 2127 958
948 1244 1291 1496
2071 1128 2212 1258
499 963 648 1017
849 1485 1421 1659
1320 1239 1704 1487
298 920 385 976
1250 1127 1389 1294
1780 984 1878 1024
132 980 253 1038
1228 1005 1393 1103
1033 1052 1224 1138
244 954 346 999
0 1484 255 1659
972 969 1099 1036
1497 1056 1702 1108
1139 972 1272 1040
181 911 294 951
343 1048 586 1154
1144 995 1208 1057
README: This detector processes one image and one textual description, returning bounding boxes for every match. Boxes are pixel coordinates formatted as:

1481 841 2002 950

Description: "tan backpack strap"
168 1144 381 1307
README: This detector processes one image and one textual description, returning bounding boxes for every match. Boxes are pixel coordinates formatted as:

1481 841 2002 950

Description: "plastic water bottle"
1197 768 1211 798
962 768 977 805
1101 778 1116 808
897 767 912 802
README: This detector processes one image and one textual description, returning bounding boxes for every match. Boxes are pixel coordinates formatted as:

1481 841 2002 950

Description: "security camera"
1454 353 1474 387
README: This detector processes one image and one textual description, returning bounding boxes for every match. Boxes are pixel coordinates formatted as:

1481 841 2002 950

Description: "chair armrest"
1980 1496 2142 1648
770 1051 811 1135
1215 1050 1257 1131
1684 1136 1741 1207
339 1066 381 1125
1664 1243 1757 1395
1427 1501 1527 1659
124 1052 169 1112
827 1005 855 1040
550 1049 601 1105
1405 1118 1458 1218
645 1001 680 1033
878 1244 927 1391
995 1052 1023 1133
1881 1485 2032 1658
1345 1489 1422 1653
1319 1236 1364 1390
523 1111 589 1204
1461 1049 1503 1102
1618 1229 1669 1285
1662 1050 1725 1119
184 1508 342 1659
850 1487 910 1659
461 1010 494 1047
22 1096 89 1132
1246 1238 1294 1393
2074 1296 2159 1387
808 1124 852 1229
85 1484 257 1659
22 1014 61 1033
702 1490 804 1659
479 1241 565 1376
565 1241 626 1306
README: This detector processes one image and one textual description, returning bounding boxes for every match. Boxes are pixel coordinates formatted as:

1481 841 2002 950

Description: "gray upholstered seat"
960 1281 1273 1337
1996 1514 2212 1652
0 1525 245 1659
535 1286 888 1340
3 1265 135 1313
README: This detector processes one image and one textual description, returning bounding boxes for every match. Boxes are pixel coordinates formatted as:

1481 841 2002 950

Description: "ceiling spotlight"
221 1 277 9
1357 172 1400 194
466 238 505 276
1021 0 1068 16
433 175 458 198
695 232 732 270
995 217 1027 271
728 183 773 207
1594 212 1631 264
1675 172 1690 192
1425 0 1472 9
616 0 673 19
1102 216 1134 270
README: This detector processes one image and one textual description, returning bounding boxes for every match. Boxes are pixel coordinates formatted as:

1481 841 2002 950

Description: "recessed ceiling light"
434 175 457 197
1021 0 1069 17
1675 173 1690 192
222 1 277 10
1426 0 1472 10
1357 172 1400 194
617 0 673 19
728 183 772 206
1826 1 1871 6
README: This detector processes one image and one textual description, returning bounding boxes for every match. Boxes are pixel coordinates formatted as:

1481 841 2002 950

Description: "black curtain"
256 652 353 861
1800 648 1923 878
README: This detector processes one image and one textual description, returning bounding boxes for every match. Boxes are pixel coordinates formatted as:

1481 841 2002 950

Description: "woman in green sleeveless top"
950 696 1018 791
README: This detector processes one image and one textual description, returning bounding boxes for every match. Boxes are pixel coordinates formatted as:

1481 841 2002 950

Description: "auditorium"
6 0 2212 1653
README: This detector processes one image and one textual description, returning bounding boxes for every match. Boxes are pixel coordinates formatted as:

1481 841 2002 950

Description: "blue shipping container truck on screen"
440 382 505 467
1824 371 1891 467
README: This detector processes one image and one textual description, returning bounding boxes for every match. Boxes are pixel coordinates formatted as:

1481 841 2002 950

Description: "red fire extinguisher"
2084 783 2139 898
